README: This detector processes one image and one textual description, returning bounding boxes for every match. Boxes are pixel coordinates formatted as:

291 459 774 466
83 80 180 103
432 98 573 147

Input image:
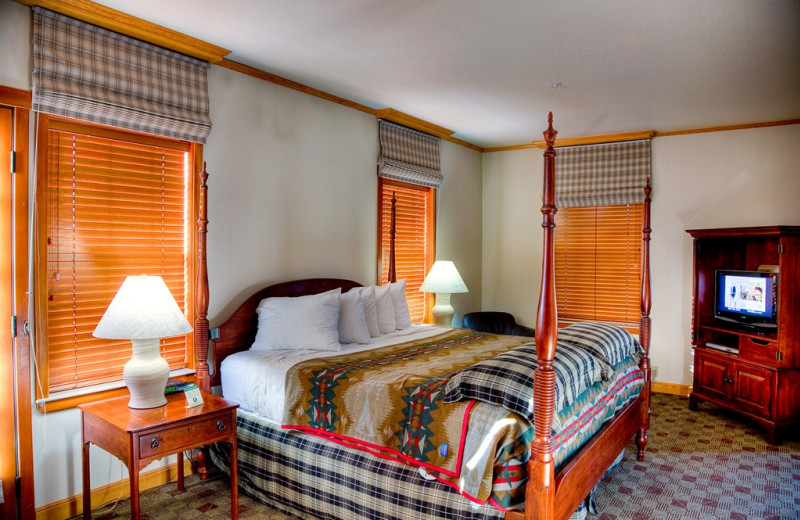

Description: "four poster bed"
193 114 653 520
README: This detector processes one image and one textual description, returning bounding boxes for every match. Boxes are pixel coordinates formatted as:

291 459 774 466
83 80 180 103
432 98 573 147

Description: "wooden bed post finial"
527 113 559 519
195 162 211 393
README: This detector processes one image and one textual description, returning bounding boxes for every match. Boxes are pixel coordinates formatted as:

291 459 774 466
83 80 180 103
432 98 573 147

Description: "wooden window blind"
554 203 643 329
378 178 435 323
38 117 194 395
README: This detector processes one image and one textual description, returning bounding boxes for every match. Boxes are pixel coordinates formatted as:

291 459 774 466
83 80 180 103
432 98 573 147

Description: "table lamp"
93 275 193 408
420 260 469 327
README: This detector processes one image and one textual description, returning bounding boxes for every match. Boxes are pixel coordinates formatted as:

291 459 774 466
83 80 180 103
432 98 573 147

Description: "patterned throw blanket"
281 323 644 506
282 329 530 477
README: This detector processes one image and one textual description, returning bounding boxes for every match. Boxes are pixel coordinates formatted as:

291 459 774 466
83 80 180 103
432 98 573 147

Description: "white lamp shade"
420 261 468 294
94 275 192 340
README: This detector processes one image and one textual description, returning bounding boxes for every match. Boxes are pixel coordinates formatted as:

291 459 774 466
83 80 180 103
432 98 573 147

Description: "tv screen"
714 269 777 329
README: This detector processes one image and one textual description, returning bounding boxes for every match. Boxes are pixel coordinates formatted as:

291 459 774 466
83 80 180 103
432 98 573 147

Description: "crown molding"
13 0 231 63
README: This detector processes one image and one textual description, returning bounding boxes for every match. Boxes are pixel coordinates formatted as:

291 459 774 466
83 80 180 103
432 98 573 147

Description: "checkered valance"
555 140 651 207
32 7 212 144
378 120 442 188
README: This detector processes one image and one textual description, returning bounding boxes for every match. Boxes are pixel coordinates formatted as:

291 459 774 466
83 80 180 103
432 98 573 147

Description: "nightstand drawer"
139 413 234 458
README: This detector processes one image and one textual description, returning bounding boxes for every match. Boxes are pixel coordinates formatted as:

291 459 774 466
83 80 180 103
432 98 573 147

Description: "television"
714 269 778 330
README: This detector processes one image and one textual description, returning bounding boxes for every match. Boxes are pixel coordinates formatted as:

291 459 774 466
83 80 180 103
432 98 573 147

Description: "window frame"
33 114 200 411
377 177 436 324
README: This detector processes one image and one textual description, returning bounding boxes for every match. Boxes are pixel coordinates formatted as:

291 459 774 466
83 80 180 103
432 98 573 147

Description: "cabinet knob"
723 377 735 384
150 437 160 449
217 420 226 431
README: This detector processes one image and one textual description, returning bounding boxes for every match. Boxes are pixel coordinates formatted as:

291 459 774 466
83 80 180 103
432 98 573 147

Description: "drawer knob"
723 377 735 384
217 420 226 431
151 437 160 449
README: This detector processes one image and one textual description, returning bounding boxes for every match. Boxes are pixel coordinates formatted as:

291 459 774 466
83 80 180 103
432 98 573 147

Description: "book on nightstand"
164 379 194 395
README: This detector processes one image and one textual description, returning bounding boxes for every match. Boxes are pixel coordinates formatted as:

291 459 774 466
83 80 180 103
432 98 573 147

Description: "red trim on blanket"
281 398 477 479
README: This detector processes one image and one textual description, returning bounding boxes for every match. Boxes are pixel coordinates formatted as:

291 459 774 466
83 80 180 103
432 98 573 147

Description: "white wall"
481 148 544 324
482 124 800 387
203 66 483 326
1 1 483 507
0 0 30 90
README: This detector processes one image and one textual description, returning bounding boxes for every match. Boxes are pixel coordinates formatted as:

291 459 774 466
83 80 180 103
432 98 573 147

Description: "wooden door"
0 103 17 520
0 87 34 520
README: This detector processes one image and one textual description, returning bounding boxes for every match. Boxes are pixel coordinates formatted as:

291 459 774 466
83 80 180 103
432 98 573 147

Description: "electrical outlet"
651 366 659 380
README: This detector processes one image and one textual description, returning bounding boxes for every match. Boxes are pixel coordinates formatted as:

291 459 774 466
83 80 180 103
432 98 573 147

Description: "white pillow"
373 284 396 334
389 279 412 330
251 288 341 351
338 289 371 344
358 286 381 338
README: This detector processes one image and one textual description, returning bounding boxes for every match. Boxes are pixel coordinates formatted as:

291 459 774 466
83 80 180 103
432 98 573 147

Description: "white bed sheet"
220 325 446 423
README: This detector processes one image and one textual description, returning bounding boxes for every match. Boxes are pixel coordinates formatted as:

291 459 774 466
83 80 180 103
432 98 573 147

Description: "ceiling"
92 0 800 148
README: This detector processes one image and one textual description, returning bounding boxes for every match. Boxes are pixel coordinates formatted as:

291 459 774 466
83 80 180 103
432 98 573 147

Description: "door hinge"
777 351 784 361
778 243 785 254
9 150 16 173
10 315 16 339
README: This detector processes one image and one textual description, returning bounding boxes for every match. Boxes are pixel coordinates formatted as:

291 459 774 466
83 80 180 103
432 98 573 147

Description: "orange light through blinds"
554 204 644 330
42 119 191 393
379 180 433 323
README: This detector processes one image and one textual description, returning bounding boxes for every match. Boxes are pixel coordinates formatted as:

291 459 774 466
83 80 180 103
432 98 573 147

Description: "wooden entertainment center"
687 226 800 444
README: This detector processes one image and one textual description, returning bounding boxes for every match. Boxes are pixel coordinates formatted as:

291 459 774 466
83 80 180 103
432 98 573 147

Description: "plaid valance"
378 120 442 188
32 7 212 144
555 140 651 207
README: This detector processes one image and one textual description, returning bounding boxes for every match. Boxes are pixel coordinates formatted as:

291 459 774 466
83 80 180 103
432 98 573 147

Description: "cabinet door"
732 364 773 418
695 352 730 400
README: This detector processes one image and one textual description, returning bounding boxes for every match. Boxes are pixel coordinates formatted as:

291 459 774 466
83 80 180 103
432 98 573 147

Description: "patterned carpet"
75 393 800 520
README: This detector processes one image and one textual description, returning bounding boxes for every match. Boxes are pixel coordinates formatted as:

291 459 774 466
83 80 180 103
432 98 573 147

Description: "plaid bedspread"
445 321 642 428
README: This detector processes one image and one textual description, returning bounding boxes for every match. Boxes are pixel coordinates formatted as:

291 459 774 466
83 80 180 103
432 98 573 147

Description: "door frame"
1 85 34 520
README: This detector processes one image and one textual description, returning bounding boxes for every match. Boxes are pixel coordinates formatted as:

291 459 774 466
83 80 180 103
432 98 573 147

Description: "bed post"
636 179 652 460
526 113 558 520
195 163 211 393
389 191 397 283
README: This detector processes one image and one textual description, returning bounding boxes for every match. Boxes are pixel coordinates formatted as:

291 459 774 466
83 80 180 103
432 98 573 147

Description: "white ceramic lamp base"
431 293 454 328
124 338 170 409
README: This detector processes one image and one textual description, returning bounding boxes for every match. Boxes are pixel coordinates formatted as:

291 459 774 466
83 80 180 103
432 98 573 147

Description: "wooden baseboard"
652 381 690 397
35 458 193 520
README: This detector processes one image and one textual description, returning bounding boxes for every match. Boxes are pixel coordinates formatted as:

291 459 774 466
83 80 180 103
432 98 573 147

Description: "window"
378 178 435 323
553 139 651 333
555 203 644 329
376 120 441 324
35 116 196 405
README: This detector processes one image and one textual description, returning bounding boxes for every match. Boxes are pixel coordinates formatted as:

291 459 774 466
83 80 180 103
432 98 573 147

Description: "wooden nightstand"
79 391 239 519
